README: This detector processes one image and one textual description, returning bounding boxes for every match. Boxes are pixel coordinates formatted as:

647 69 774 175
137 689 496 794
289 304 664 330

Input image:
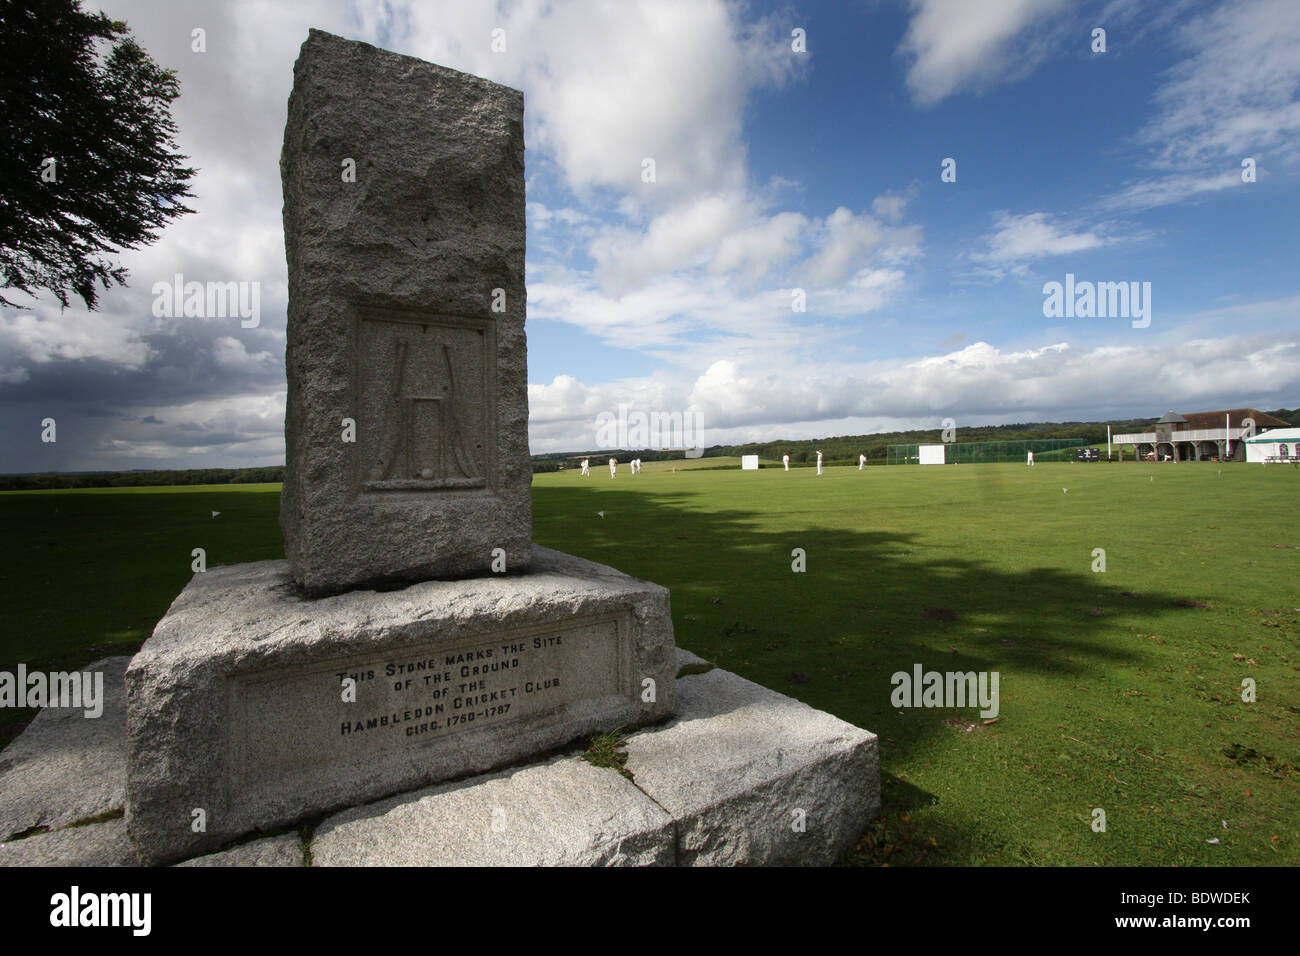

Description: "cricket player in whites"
580 458 590 477
816 450 824 476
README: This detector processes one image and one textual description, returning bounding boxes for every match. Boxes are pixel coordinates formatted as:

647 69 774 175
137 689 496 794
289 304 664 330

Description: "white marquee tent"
1245 428 1300 462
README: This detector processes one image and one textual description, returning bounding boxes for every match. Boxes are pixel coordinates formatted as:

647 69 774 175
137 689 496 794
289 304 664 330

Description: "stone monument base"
310 652 881 866
124 546 677 865
1 650 880 867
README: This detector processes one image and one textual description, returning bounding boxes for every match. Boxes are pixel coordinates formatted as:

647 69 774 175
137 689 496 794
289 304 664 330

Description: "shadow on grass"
2 482 1202 861
0 489 284 749
533 482 1196 861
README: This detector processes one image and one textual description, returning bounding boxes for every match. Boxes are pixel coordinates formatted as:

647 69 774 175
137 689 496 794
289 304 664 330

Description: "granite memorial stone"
124 31 677 867
280 29 531 596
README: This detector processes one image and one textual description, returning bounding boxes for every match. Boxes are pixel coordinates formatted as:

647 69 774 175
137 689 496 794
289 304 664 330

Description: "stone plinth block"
0 657 129 841
177 833 305 867
0 818 137 868
624 669 879 866
280 29 531 595
125 546 676 865
312 756 675 867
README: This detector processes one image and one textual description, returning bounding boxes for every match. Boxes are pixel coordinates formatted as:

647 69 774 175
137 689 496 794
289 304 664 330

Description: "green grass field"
2 462 1296 865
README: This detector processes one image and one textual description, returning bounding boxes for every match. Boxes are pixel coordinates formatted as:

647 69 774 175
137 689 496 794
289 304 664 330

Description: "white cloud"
529 270 785 353
212 336 274 372
585 195 919 303
531 215 916 362
525 335 1300 451
528 374 608 426
872 193 909 224
972 212 1112 273
802 207 889 286
98 391 286 459
812 268 908 317
709 211 808 281
1100 170 1244 213
527 202 598 231
0 310 155 377
899 0 1068 105
400 0 805 199
1139 0 1300 169
1103 0 1300 211
528 372 695 450
588 193 755 293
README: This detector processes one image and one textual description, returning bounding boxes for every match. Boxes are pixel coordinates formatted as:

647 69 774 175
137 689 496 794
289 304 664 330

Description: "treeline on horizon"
531 408 1299 472
4 410 1295 487
0 466 284 491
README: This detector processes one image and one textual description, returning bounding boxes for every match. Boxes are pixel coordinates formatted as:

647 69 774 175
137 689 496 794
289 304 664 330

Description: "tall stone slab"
281 30 531 596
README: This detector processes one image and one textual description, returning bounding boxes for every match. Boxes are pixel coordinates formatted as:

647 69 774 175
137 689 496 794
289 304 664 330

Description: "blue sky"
2 0 1297 471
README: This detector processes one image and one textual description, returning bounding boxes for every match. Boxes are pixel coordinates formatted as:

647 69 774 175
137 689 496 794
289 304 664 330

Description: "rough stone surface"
5 646 876 866
0 657 129 840
125 545 676 865
281 29 531 596
312 755 674 866
624 668 879 866
674 647 711 672
0 818 136 867
177 833 304 867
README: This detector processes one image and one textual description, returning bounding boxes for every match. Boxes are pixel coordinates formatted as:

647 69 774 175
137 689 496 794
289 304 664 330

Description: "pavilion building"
1112 408 1292 462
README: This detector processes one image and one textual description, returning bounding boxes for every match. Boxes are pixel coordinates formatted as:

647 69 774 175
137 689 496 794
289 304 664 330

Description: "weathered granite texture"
312 756 674 867
0 657 129 841
623 668 879 866
280 29 531 595
6 655 877 867
125 546 676 865
177 833 304 867
0 818 136 867
312 667 876 867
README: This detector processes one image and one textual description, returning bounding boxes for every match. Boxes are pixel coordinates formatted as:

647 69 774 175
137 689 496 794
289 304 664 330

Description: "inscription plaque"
230 612 632 800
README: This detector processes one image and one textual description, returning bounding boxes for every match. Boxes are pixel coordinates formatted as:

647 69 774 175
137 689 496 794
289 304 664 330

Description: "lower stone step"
311 755 673 866
624 666 880 865
0 650 879 866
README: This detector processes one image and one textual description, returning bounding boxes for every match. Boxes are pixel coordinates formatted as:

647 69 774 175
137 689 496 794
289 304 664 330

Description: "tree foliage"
0 0 196 309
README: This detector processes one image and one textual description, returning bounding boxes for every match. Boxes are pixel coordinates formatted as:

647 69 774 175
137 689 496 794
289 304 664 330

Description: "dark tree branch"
0 0 197 310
